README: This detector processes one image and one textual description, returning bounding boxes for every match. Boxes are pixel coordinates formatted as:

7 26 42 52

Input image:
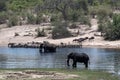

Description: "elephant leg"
67 58 70 66
44 47 48 52
84 62 88 68
72 60 77 68
39 49 42 53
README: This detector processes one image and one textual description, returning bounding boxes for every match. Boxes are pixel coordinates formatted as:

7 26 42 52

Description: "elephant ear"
68 52 73 56
68 52 75 58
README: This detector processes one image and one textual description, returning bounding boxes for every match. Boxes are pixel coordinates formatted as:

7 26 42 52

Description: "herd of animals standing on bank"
8 36 95 48
7 36 93 68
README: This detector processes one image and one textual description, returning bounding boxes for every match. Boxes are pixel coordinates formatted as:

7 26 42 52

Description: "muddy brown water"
0 47 120 75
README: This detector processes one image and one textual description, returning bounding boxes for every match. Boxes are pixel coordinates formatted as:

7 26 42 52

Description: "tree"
43 0 73 21
39 0 88 21
7 0 39 12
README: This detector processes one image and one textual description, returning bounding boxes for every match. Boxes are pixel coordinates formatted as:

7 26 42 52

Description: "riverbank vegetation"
0 68 119 80
0 0 120 39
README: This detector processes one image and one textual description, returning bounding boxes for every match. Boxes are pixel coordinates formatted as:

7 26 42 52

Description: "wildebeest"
72 39 79 42
73 37 88 43
8 43 15 47
89 36 95 41
67 52 90 68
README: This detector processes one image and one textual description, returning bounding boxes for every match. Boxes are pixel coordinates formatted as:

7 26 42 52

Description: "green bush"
68 10 80 22
7 15 18 27
0 12 7 24
27 13 36 24
89 7 97 18
69 23 78 29
98 23 106 32
97 9 109 23
36 13 43 24
51 14 61 22
104 14 120 40
52 22 71 39
79 16 91 27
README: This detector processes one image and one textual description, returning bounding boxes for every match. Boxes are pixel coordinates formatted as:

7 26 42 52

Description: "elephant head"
67 52 74 66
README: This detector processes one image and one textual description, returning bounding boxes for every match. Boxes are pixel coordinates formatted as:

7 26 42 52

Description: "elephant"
39 43 56 53
67 52 90 68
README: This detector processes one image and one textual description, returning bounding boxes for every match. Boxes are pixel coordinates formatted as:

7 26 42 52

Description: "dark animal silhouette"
78 37 88 42
72 39 79 42
39 43 56 53
89 37 94 41
73 37 88 43
8 43 15 47
67 52 90 68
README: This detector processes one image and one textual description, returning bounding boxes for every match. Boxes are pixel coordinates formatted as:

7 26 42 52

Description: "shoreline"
1 41 120 49
0 22 120 49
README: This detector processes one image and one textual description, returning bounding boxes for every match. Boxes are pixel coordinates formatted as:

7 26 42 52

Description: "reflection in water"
113 53 120 75
0 47 120 75
0 54 7 68
0 54 7 61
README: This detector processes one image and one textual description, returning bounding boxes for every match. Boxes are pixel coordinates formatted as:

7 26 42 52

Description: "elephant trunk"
67 57 70 66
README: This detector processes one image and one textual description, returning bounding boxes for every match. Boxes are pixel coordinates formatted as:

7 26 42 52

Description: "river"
0 47 120 75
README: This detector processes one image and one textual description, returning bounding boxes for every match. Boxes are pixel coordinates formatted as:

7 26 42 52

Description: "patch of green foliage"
52 21 71 39
0 12 8 24
7 15 18 27
104 14 120 40
7 0 40 12
27 13 36 24
35 28 46 37
0 0 8 11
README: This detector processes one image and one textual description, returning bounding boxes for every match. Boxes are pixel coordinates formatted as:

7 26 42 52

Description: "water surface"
0 47 120 75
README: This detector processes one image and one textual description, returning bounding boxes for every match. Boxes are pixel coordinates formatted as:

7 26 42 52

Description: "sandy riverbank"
0 19 120 49
0 32 120 49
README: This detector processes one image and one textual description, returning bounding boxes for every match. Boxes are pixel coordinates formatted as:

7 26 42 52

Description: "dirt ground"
0 70 79 80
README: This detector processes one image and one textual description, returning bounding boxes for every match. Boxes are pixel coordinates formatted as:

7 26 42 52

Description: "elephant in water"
67 52 90 68
39 43 56 53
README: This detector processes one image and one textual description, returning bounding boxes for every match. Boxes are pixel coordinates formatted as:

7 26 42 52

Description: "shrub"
51 14 60 22
35 28 46 37
0 12 7 24
97 9 108 23
7 15 18 27
96 5 113 23
79 16 91 27
98 23 106 32
104 14 120 40
68 10 80 22
27 13 36 24
69 23 78 29
36 13 42 24
52 21 71 39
